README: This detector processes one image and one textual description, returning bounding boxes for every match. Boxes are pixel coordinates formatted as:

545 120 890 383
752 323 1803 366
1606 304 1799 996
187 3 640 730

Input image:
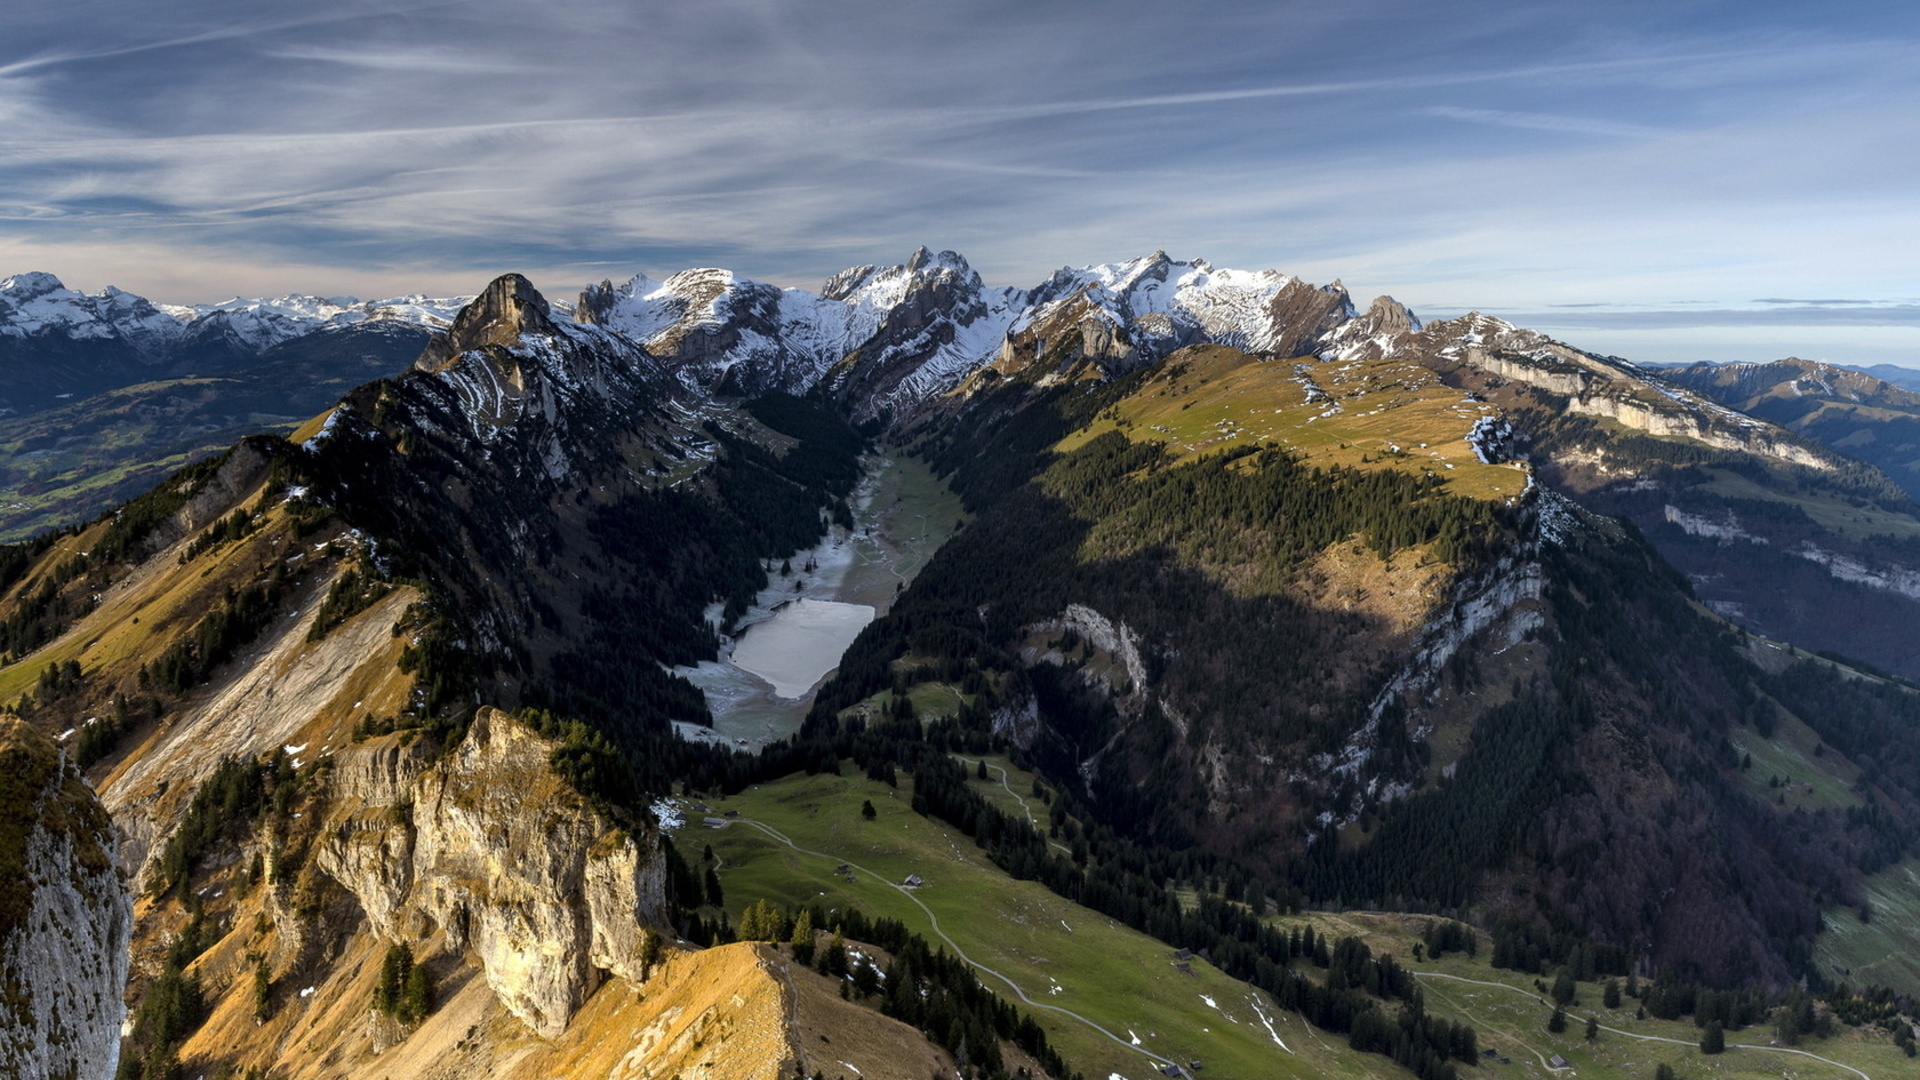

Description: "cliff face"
316 708 665 1038
0 717 131 1080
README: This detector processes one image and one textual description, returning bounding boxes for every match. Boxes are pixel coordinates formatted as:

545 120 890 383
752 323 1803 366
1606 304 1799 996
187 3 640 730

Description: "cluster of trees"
1489 920 1629 980
72 693 157 770
370 942 433 1024
178 507 256 564
0 562 91 662
146 752 296 899
116 897 228 1079
143 567 292 696
305 566 392 642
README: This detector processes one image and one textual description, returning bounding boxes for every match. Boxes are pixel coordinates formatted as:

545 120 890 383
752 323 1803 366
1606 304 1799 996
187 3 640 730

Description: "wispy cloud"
263 44 534 75
1425 106 1664 139
0 0 1915 370
1753 297 1882 306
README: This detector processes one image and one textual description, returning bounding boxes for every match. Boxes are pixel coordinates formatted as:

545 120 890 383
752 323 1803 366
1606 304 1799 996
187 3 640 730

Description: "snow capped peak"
905 246 974 277
0 272 469 361
1 271 66 299
0 272 188 349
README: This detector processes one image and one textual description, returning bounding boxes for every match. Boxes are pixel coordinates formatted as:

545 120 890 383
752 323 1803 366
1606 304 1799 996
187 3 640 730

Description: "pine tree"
1548 1005 1567 1034
1585 1016 1599 1041
252 958 272 1023
401 963 432 1023
373 943 412 1018
1701 1020 1725 1055
1551 968 1576 1006
1603 978 1621 1009
861 799 877 821
790 909 816 966
640 930 663 980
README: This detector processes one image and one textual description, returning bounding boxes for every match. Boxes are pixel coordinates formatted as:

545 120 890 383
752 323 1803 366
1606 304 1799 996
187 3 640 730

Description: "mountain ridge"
4 255 1920 1079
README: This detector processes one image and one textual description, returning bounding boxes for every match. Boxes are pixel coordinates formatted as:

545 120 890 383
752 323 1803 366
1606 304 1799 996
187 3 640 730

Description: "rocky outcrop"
1261 277 1355 359
416 274 559 373
316 708 666 1038
0 718 131 1080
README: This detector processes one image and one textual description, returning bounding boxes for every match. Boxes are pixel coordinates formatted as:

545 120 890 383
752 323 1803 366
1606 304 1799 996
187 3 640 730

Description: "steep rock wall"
0 718 131 1080
316 708 666 1039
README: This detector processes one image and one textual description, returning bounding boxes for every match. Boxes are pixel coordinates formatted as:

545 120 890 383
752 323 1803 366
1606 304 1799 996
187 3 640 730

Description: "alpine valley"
3 251 1919 1080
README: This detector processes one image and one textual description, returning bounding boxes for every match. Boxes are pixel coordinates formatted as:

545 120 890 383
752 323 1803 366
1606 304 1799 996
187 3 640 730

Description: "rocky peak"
0 272 66 300
1261 276 1356 357
1363 295 1420 336
905 246 976 279
415 273 558 371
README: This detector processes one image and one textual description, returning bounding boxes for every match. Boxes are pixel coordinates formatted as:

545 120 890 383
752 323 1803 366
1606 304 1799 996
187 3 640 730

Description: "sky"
2 0 1917 366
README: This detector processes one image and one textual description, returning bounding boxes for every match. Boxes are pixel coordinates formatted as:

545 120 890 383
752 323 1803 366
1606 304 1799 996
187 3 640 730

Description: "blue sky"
2 0 1916 365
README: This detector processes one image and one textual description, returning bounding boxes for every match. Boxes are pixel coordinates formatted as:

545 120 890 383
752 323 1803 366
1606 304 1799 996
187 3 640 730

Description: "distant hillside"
1663 357 1920 502
0 323 431 541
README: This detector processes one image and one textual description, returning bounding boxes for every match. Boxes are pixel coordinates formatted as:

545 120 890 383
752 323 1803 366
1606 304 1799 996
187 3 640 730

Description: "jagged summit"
415 272 558 371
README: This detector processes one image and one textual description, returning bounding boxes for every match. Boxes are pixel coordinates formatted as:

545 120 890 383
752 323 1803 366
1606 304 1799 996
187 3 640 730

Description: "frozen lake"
728 598 875 698
673 451 969 749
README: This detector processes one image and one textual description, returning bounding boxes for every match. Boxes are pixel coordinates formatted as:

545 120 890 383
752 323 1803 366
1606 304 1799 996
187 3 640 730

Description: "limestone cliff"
316 707 665 1038
0 717 131 1080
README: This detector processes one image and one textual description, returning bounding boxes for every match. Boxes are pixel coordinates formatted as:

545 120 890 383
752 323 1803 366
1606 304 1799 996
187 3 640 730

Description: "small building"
1548 1055 1569 1070
1174 962 1194 976
903 874 924 888
1188 1061 1203 1071
834 863 851 875
723 809 740 818
1159 1066 1182 1078
1174 948 1194 961
702 817 728 829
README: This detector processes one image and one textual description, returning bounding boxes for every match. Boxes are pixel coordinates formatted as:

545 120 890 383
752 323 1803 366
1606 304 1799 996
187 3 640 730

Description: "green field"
695 764 1909 1080
1727 705 1865 812
1814 858 1920 998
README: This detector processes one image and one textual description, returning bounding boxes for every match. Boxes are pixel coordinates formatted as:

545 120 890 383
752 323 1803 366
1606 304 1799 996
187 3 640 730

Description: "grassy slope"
1054 346 1529 505
1813 858 1920 1000
700 765 1404 1080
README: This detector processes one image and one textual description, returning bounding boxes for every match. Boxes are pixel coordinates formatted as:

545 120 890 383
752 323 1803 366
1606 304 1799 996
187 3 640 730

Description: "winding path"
1411 970 1873 1080
738 816 1187 1078
953 755 1075 857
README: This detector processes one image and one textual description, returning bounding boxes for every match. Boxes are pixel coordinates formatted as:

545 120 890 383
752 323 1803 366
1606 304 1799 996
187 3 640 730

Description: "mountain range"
3 250 1919 1080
